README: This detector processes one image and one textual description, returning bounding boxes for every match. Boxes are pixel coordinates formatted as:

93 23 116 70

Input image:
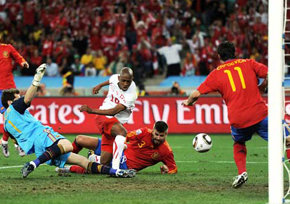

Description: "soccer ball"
192 133 212 153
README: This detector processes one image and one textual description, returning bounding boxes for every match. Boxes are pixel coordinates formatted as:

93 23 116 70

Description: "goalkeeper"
1 64 135 179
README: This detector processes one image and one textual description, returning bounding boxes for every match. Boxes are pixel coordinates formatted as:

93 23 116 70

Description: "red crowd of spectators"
0 0 268 87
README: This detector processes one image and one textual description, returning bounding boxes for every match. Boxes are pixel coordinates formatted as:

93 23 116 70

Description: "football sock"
2 131 9 142
1 138 8 145
70 165 86 174
233 142 247 174
287 149 290 162
87 162 116 175
72 139 83 153
33 142 65 167
112 135 126 169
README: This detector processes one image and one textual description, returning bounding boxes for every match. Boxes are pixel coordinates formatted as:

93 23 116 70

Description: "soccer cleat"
21 162 35 178
232 172 248 188
115 169 136 178
55 166 71 176
1 143 10 158
15 145 25 157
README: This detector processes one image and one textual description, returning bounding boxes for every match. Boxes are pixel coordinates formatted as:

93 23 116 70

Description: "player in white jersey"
77 67 137 169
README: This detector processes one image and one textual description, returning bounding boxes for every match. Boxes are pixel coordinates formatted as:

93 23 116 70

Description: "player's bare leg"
100 151 112 166
74 135 99 151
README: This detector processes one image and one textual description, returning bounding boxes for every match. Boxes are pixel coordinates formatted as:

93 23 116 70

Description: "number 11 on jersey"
224 67 246 92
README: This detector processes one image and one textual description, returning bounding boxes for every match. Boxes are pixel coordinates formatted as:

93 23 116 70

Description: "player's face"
118 74 133 91
152 129 167 146
14 93 20 100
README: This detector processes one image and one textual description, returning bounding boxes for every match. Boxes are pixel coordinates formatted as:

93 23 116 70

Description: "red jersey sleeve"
8 44 26 66
161 142 177 174
197 71 219 94
250 59 268 78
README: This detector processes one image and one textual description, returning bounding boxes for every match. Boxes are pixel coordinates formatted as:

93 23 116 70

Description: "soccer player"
0 42 29 157
61 121 177 174
1 64 135 178
75 67 137 170
182 41 268 188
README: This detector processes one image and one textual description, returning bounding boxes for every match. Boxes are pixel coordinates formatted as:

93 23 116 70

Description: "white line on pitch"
176 160 268 164
0 160 268 170
0 165 22 169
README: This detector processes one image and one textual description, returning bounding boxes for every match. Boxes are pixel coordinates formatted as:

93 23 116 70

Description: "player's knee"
58 139 73 153
75 135 86 146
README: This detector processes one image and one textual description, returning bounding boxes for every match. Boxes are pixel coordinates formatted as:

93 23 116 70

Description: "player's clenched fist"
160 164 169 174
79 104 92 113
92 85 101 94
21 61 29 69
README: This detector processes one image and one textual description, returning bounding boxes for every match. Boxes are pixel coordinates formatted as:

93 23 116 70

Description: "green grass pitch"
0 134 271 204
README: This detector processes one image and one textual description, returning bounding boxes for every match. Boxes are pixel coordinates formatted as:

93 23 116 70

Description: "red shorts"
95 115 119 153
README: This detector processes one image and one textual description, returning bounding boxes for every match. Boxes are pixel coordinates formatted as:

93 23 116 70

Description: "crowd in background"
0 0 268 89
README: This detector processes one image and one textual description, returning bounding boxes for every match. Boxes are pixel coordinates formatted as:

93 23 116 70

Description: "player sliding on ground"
1 64 135 178
183 41 268 188
57 121 177 175
74 67 137 171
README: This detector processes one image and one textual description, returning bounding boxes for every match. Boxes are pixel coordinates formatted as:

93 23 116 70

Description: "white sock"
1 138 8 145
30 161 37 169
112 135 126 169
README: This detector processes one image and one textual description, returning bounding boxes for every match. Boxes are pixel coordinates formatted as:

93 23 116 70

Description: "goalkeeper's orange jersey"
197 59 268 129
124 127 177 173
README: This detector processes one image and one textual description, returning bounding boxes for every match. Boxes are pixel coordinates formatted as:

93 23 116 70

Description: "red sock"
287 149 290 162
2 129 9 142
72 139 82 153
70 165 86 174
233 142 247 174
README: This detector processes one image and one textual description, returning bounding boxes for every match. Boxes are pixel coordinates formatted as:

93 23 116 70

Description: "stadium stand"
0 0 270 95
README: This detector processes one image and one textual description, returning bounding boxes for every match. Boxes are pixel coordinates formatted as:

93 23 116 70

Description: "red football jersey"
197 59 268 128
125 127 177 173
0 44 27 89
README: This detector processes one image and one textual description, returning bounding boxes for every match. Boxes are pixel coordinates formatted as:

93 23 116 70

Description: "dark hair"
154 121 168 132
217 41 236 61
1 89 20 109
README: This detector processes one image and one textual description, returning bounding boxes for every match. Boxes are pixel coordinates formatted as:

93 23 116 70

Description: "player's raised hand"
79 104 92 113
21 61 29 69
32 63 46 86
182 100 194 106
92 85 101 95
160 165 169 174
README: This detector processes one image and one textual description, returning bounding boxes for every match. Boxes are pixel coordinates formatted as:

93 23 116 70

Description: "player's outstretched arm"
79 104 126 116
24 64 46 104
92 80 110 94
182 90 201 106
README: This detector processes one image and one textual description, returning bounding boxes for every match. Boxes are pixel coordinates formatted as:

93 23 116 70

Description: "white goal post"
268 0 284 203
